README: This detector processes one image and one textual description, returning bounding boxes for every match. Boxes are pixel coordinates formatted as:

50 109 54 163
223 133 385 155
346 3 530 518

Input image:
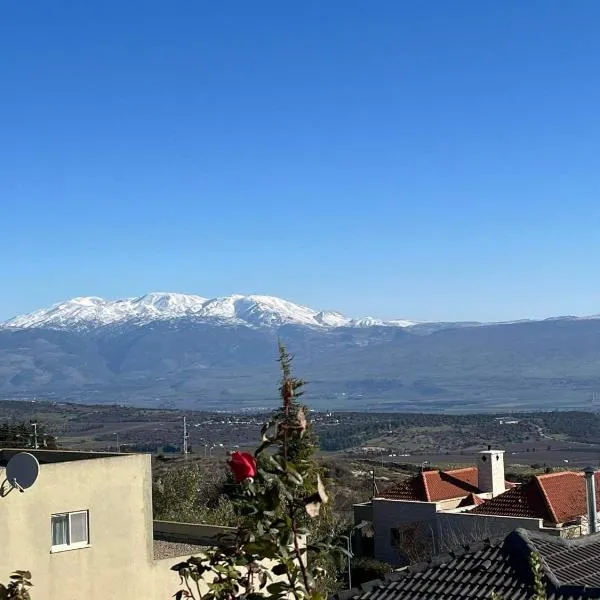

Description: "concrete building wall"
353 501 373 525
371 496 545 566
435 512 543 552
372 498 438 564
0 452 155 600
1 451 304 600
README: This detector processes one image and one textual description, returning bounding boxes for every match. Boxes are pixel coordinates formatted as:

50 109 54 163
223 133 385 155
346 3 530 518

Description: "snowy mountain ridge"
0 292 420 331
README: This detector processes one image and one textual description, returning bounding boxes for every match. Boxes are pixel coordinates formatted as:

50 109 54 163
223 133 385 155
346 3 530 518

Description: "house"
472 469 600 533
354 448 597 565
333 527 600 600
0 448 279 600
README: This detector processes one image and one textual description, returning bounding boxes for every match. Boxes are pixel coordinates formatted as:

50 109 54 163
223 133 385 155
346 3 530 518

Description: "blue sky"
2 1 600 323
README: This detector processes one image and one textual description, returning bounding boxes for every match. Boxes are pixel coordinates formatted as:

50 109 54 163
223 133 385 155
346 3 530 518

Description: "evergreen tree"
273 341 318 467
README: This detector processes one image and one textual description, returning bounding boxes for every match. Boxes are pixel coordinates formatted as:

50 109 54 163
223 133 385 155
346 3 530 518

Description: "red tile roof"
380 467 480 502
457 492 485 507
472 471 600 524
471 481 552 520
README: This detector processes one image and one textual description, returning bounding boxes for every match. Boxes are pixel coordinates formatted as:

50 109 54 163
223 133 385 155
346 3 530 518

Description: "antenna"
371 469 378 497
30 421 39 450
6 452 40 492
183 416 189 456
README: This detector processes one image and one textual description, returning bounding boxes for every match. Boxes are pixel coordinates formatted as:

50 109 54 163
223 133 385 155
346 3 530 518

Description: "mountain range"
1 292 419 331
2 292 600 412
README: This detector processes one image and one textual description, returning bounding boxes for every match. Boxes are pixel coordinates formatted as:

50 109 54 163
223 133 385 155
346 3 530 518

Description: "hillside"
2 293 600 410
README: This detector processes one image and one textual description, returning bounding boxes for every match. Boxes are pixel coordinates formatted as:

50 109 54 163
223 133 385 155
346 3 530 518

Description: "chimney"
478 448 505 497
583 466 598 534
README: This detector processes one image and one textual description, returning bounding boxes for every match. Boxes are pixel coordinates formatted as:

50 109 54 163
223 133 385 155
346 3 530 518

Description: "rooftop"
457 492 485 508
472 471 600 524
334 528 600 600
0 448 124 467
379 467 480 502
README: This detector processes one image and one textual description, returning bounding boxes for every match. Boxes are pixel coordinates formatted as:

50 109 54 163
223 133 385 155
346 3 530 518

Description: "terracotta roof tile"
472 471 600 525
457 492 485 508
536 470 600 524
471 481 552 521
380 467 480 502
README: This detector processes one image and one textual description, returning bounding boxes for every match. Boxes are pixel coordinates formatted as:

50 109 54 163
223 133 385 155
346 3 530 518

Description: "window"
51 511 89 551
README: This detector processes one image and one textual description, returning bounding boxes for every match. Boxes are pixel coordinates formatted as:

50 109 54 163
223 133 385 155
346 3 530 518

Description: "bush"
351 558 391 587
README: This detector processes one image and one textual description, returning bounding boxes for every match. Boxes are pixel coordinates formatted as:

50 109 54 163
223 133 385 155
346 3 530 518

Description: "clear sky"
2 1 600 323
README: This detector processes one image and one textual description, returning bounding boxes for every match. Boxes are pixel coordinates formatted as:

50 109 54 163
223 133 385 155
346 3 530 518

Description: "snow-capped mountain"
0 292 419 332
3 293 600 412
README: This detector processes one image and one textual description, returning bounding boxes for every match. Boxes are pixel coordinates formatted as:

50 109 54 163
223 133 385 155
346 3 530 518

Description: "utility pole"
31 421 38 450
114 433 120 453
183 417 189 456
347 533 353 589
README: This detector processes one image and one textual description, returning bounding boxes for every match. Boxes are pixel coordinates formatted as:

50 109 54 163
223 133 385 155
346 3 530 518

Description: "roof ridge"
533 474 559 523
510 529 564 592
537 470 581 480
421 471 431 501
442 466 477 475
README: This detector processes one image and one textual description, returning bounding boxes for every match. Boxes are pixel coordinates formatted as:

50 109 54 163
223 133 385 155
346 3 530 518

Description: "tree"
272 343 347 594
273 342 318 468
171 346 345 600
152 463 236 526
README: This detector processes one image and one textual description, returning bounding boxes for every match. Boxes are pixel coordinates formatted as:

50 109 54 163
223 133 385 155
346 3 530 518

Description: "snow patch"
0 292 419 332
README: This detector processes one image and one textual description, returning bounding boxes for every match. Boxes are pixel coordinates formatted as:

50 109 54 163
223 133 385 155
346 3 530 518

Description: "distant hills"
2 292 600 412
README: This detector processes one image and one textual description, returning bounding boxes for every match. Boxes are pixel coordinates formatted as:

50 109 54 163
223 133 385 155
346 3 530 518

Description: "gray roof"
333 529 600 600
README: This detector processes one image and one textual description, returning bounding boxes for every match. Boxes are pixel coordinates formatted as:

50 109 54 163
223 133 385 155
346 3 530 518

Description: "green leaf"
271 563 288 575
266 581 288 595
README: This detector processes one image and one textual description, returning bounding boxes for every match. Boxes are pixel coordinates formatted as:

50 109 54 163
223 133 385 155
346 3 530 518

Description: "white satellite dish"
6 452 40 491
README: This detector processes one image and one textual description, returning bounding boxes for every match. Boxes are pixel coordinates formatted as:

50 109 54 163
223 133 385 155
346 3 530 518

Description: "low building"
354 448 598 565
472 469 600 535
0 448 277 600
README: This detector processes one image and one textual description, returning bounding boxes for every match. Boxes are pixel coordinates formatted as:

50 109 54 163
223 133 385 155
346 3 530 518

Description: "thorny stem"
183 574 196 599
292 518 311 597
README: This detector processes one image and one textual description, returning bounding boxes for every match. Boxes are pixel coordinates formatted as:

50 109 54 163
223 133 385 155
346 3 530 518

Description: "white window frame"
51 510 90 552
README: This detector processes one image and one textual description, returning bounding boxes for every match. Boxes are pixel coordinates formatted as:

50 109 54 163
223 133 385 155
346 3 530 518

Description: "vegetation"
152 462 237 526
350 559 391 588
171 347 346 600
0 571 32 600
491 552 547 600
0 422 57 449
3 398 600 461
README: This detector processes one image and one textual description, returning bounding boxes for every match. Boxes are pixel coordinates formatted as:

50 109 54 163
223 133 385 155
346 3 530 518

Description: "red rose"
228 451 257 482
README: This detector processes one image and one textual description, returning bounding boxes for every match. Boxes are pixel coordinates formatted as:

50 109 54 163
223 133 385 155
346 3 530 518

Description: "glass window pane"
69 511 88 544
51 515 69 546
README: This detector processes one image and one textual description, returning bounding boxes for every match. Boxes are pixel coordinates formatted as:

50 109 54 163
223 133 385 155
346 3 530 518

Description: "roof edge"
533 475 559 523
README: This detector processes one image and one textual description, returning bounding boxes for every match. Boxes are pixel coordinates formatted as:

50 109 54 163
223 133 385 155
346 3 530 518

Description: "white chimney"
478 446 505 497
584 466 598 534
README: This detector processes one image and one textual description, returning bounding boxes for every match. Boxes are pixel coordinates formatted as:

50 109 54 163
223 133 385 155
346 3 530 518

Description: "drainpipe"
583 466 598 534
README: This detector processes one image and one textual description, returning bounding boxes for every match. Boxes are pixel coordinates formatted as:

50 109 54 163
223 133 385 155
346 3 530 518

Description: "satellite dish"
6 452 40 491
